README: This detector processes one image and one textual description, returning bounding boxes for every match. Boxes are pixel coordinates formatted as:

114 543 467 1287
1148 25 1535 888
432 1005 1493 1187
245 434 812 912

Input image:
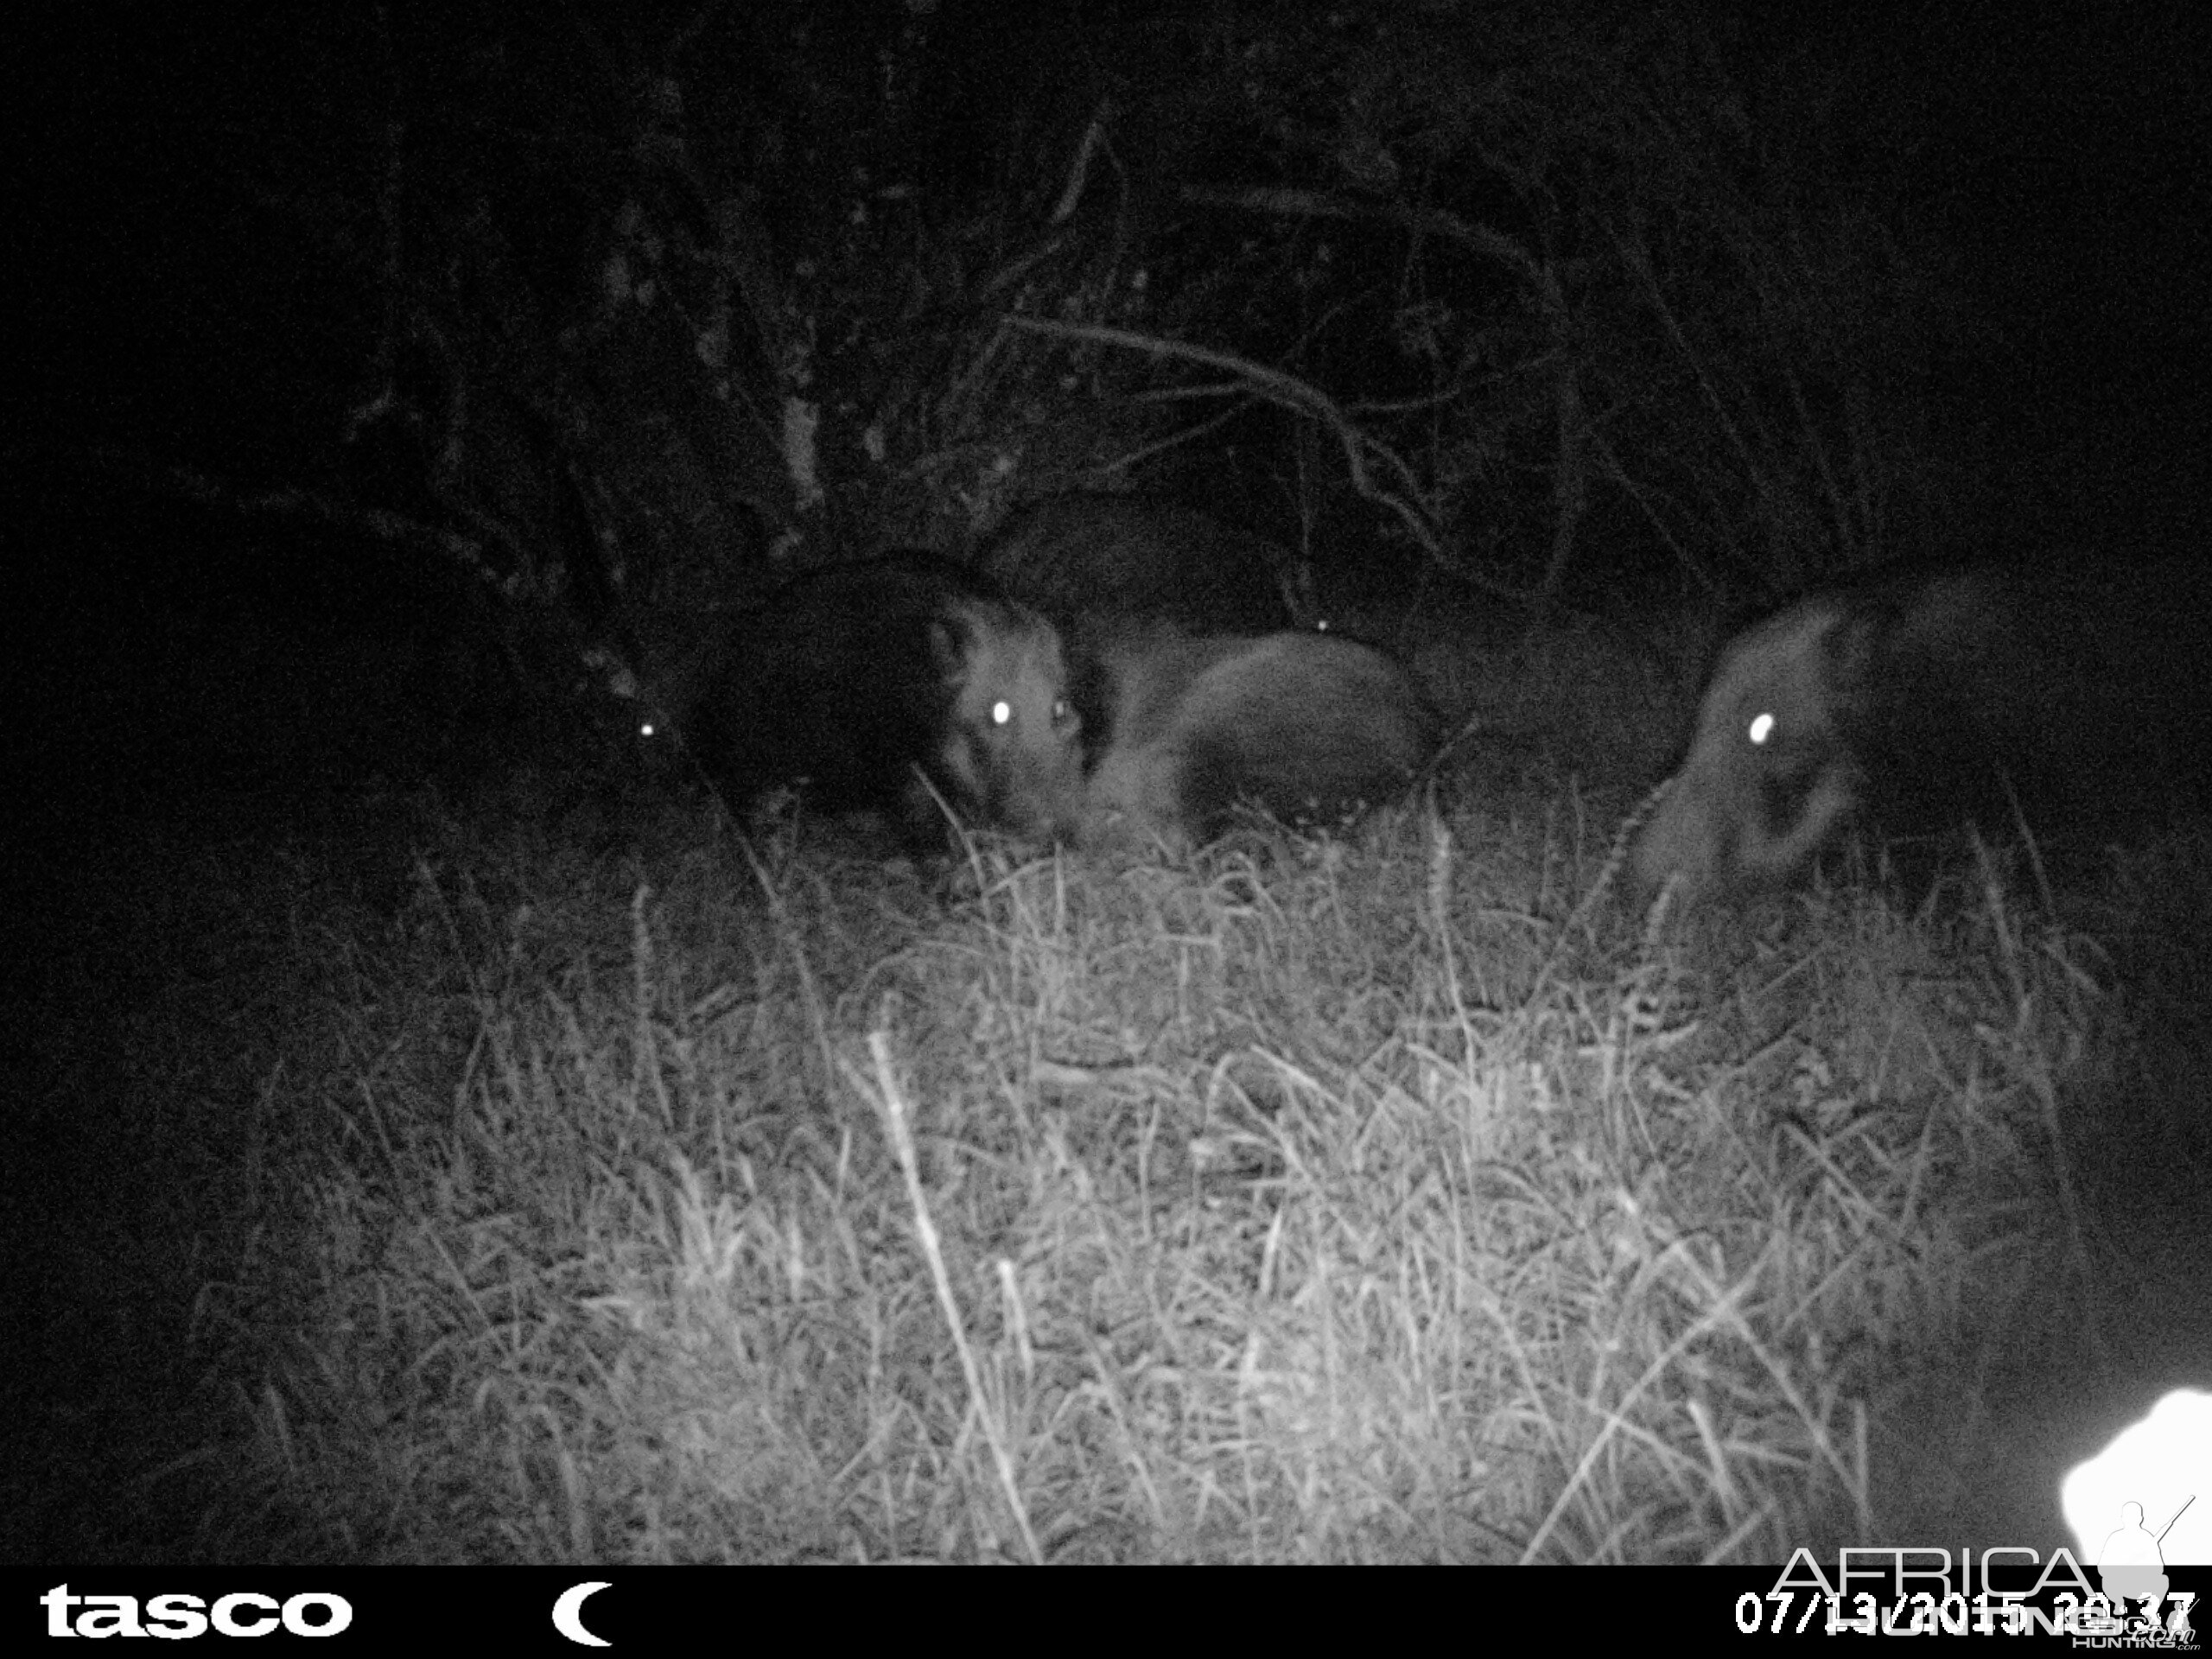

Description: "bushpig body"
682 555 1086 848
1630 557 2212 903
1077 624 1440 851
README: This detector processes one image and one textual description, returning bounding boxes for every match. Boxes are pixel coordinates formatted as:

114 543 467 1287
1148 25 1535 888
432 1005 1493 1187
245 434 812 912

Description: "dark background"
3 0 2208 1565
10 2 2206 804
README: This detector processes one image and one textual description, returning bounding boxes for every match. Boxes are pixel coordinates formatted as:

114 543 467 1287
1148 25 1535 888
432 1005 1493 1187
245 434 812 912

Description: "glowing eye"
991 699 1013 728
1748 712 1776 747
639 720 658 740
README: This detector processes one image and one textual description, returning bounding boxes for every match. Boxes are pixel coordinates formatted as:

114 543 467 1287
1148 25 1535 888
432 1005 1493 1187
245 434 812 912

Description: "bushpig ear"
926 609 977 683
1824 602 1893 705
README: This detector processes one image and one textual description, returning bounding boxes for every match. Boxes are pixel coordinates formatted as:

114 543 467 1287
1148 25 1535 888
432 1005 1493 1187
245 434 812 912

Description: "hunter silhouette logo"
2063 1389 2209 1637
2092 1498 2192 1621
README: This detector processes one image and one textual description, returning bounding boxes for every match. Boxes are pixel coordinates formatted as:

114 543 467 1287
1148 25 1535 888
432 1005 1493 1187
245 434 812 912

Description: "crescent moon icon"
552 1581 613 1648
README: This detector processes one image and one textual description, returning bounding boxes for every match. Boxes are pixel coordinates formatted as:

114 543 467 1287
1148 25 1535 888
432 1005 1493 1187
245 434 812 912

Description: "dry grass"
35 777 2165 1565
15 588 2203 1566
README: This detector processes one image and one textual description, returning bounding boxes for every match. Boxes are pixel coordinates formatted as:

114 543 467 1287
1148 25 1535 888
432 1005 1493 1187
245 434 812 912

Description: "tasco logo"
40 1586 353 1640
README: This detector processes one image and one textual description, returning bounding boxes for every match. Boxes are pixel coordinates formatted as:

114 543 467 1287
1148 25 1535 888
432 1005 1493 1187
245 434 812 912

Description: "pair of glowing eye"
988 699 1076 729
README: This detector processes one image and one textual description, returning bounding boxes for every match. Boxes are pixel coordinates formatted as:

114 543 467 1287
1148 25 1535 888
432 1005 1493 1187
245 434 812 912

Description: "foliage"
97 3 1955 697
